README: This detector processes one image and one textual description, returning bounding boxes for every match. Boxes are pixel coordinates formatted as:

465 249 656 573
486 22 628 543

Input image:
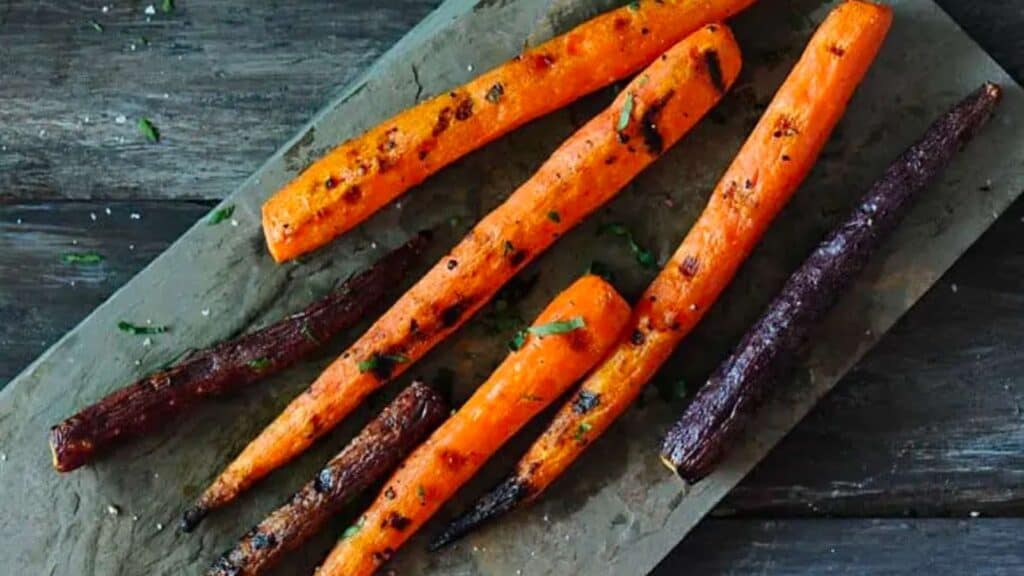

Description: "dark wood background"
1 1 1021 573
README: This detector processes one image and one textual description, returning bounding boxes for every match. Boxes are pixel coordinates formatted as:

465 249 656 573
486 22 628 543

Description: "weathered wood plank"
0 201 211 383
0 0 442 201
655 518 1024 575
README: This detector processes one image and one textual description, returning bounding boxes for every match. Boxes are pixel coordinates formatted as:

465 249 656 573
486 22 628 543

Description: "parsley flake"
617 93 635 132
137 117 160 142
574 421 593 441
529 316 585 338
161 0 175 13
598 222 657 269
358 353 410 374
341 516 365 540
207 205 235 225
417 484 427 505
248 357 272 371
62 252 104 265
117 321 168 335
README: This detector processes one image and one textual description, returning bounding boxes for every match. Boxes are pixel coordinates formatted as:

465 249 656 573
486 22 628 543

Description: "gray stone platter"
0 0 1021 574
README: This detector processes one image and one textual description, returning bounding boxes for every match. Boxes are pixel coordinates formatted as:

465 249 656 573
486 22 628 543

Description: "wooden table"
2 1 1021 573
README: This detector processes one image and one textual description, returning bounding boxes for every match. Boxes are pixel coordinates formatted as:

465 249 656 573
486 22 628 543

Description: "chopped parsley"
358 353 409 374
207 205 235 225
61 252 104 265
628 0 641 11
417 484 427 505
248 357 272 371
617 93 635 132
586 260 615 283
547 210 561 223
574 421 593 441
161 0 175 13
341 516 365 540
300 323 320 344
137 117 160 142
117 321 168 335
598 222 657 269
511 316 586 350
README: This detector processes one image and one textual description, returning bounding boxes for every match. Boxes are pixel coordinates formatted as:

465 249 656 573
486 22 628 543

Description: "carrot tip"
179 505 208 533
429 475 531 551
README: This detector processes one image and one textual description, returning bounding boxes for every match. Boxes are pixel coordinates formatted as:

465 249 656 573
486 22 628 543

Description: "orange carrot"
432 0 893 549
189 25 742 522
316 275 631 576
261 0 758 262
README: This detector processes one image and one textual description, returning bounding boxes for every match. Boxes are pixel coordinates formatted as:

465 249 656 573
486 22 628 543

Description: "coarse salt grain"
115 114 127 124
107 504 120 516
143 337 152 347
231 219 239 227
951 283 959 293
144 5 156 15
130 213 141 220
201 309 210 317
90 212 97 221
155 522 164 531
105 207 112 215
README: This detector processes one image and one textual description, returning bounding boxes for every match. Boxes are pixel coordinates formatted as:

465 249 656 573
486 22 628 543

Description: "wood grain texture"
656 518 1024 575
0 0 442 201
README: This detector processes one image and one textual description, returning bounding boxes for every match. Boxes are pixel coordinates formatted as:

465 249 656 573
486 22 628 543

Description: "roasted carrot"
432 0 893 548
49 233 428 473
316 275 631 576
261 0 758 262
187 24 742 523
662 83 1003 482
204 381 447 575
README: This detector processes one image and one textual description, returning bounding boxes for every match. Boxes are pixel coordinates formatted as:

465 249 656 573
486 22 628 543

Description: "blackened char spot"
324 175 337 190
573 390 601 414
455 98 474 121
251 531 278 550
680 255 699 277
703 49 726 94
827 43 846 57
509 249 528 267
387 511 412 531
440 301 467 327
640 89 674 155
343 186 362 204
630 329 645 345
313 468 334 493
433 107 453 137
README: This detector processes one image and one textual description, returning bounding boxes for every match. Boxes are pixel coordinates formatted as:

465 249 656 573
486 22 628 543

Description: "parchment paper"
0 0 1021 574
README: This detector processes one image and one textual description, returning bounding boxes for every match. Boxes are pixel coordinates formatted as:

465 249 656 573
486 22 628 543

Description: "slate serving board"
1 0 1021 574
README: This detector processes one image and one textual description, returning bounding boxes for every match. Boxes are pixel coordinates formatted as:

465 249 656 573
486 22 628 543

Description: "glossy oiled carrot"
189 25 742 523
316 275 631 576
432 0 893 549
261 0 758 262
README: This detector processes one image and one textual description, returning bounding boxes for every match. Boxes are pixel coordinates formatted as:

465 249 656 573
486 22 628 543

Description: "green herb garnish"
508 330 528 352
617 93 635 132
161 0 175 13
547 210 561 223
598 222 656 269
89 19 104 32
61 252 104 265
574 422 592 441
529 316 585 338
586 260 615 283
341 516 365 540
300 323 320 344
117 321 168 335
628 0 641 11
417 484 427 505
207 205 235 225
358 353 409 374
248 357 272 371
137 117 159 142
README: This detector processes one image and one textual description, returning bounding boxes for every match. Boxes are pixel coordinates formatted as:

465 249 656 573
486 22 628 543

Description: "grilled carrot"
432 0 893 548
189 24 742 525
203 381 447 575
316 275 631 576
662 83 1003 482
261 0 758 262
49 233 428 473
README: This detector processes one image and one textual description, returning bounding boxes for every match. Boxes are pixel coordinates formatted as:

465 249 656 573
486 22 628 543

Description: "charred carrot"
203 381 447 575
261 0 759 262
48 233 428 473
188 24 742 523
432 0 893 548
662 83 1003 482
316 275 631 576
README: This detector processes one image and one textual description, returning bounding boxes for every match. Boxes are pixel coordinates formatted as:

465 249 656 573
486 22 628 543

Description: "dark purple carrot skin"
49 232 430 473
660 83 1002 483
428 476 531 551
204 381 447 575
